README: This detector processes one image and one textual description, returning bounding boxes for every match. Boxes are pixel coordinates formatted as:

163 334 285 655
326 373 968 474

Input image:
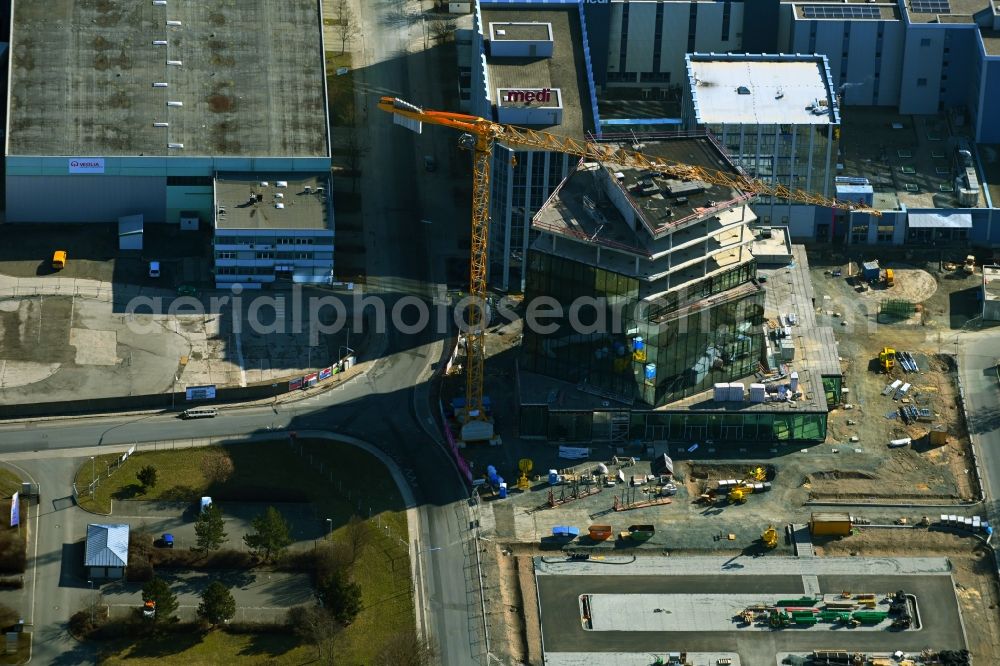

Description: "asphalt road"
538 573 964 665
958 328 1000 507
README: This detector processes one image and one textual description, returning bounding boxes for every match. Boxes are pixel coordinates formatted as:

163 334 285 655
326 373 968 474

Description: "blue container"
644 363 657 381
633 336 644 351
498 483 507 499
548 470 559 485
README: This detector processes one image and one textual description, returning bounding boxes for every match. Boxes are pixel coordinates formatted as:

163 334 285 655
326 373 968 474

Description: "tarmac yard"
535 556 966 666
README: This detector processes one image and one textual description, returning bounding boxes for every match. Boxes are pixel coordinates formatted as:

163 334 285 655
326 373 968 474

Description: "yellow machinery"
517 458 533 491
748 466 766 482
377 97 882 443
878 347 895 372
885 268 895 287
762 525 778 548
728 486 750 504
965 255 976 274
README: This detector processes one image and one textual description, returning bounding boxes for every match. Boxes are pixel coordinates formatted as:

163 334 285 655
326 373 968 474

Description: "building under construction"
517 135 840 445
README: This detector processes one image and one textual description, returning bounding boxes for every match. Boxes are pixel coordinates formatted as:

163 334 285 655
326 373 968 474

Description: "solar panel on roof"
801 4 882 19
911 0 951 13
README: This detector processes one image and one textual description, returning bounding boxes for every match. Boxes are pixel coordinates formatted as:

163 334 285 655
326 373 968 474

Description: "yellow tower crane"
377 97 882 443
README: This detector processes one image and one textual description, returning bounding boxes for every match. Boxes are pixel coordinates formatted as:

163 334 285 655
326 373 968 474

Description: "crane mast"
377 96 882 443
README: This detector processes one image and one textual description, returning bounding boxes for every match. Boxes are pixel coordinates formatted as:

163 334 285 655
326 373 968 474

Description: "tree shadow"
159 485 199 504
112 484 144 500
237 631 299 658
117 627 207 659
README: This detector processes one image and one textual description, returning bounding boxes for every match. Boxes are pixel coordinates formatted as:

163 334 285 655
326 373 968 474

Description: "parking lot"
535 556 966 666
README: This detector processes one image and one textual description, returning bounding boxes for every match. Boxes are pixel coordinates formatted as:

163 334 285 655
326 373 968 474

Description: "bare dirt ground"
807 248 979 501
817 527 1000 662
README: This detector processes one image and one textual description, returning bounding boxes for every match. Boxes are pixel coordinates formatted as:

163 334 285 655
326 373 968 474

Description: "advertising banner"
9 492 19 527
68 158 105 174
289 377 303 390
185 385 216 401
304 373 318 386
318 367 333 381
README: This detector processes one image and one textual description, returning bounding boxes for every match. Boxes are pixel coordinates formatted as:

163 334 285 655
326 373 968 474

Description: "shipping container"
809 512 852 536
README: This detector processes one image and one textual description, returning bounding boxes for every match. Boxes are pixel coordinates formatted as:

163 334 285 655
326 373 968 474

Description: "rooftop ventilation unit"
275 193 284 199
153 0 166 5
153 122 169 127
166 20 182 26
167 101 183 107
153 40 168 46
168 143 184 149
275 203 285 209
260 181 269 187
276 181 288 188
304 185 312 193
167 60 182 66
153 82 169 88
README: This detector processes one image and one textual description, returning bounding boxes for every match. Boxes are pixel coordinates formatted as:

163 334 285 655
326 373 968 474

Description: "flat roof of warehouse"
686 55 837 126
7 0 329 158
215 174 332 231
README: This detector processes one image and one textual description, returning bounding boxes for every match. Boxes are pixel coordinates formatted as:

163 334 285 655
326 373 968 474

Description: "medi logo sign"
504 88 554 104
68 158 105 174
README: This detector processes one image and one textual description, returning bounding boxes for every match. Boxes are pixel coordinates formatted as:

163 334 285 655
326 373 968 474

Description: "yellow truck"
51 250 67 270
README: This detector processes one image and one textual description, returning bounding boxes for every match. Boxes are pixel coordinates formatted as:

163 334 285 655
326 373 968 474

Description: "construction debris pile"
736 590 913 630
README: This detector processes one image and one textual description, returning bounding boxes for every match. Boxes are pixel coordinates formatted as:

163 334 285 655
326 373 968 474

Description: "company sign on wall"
68 158 105 174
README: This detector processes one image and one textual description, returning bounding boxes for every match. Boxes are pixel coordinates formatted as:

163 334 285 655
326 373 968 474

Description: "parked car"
148 261 160 278
200 497 213 514
157 533 174 548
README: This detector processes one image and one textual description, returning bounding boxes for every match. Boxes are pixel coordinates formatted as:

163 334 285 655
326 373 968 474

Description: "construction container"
810 512 852 537
780 339 795 360
862 260 880 280
851 610 888 624
927 426 948 447
627 524 655 541
729 382 745 401
749 383 766 403
588 525 613 541
789 371 799 392
793 615 818 625
713 383 729 402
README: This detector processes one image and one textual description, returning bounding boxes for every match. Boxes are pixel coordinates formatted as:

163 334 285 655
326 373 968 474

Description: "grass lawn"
0 468 23 497
326 51 355 127
98 630 309 666
77 439 413 665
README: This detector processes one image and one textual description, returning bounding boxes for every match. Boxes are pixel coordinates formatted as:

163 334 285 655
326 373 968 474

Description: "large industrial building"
5 0 335 286
469 2 599 291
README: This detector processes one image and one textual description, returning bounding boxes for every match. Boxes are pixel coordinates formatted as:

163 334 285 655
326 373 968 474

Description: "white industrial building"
682 54 840 233
213 175 335 288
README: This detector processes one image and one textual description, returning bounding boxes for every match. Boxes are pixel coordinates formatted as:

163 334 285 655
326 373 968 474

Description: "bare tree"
288 606 341 661
430 19 454 44
336 0 355 55
201 451 234 484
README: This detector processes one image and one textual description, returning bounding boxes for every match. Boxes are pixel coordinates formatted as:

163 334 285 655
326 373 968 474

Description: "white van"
148 261 161 278
180 407 217 419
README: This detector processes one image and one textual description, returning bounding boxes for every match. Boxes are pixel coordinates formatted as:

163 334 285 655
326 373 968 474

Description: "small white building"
85 523 129 580
984 265 1000 322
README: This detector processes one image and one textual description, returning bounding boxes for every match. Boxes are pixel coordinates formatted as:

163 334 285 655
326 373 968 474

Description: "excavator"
727 467 768 504
377 98 881 446
762 525 778 548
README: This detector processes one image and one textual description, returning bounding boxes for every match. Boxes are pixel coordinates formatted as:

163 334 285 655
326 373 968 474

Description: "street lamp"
87 579 95 624
90 456 95 494
326 518 333 537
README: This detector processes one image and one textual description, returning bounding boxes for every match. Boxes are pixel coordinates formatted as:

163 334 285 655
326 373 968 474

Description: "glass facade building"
521 251 765 408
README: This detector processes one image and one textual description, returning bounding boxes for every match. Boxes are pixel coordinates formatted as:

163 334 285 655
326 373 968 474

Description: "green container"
776 597 819 607
851 611 888 624
793 615 818 625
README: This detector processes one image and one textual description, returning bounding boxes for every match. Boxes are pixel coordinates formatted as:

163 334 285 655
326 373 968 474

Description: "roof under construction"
7 0 329 158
